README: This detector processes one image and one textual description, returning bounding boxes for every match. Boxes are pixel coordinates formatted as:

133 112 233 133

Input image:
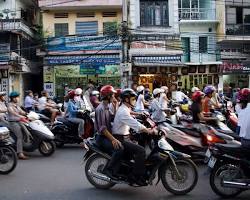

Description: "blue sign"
0 44 10 62
46 35 121 51
45 55 120 65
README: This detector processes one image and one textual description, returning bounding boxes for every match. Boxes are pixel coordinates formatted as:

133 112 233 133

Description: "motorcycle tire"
0 146 18 175
160 159 198 195
38 141 56 157
54 134 64 148
210 163 243 198
85 154 116 190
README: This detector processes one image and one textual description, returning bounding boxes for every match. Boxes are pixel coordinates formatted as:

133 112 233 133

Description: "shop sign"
220 61 250 74
1 79 8 94
45 55 120 65
44 83 54 98
54 65 81 77
0 44 10 62
46 36 121 51
79 64 120 75
44 67 54 82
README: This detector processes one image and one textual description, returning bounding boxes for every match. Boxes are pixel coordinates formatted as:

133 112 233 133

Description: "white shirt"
175 91 188 102
135 94 144 111
159 93 168 110
112 104 146 135
38 96 47 111
239 103 250 139
150 98 166 122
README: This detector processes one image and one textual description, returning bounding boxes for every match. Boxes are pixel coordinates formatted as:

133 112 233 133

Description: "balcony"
226 24 250 36
179 8 216 21
0 19 35 38
39 0 122 10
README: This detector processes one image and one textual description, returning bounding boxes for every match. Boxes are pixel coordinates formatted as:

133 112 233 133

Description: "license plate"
205 149 211 158
208 156 217 168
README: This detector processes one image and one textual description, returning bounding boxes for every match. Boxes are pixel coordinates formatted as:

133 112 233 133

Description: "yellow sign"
44 67 54 82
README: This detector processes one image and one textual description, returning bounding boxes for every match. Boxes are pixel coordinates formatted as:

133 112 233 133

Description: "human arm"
8 105 26 120
67 102 79 115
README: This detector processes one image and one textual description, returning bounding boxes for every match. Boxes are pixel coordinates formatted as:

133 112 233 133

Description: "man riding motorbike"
8 91 30 160
135 86 149 112
237 88 250 149
90 90 100 109
159 86 169 110
75 88 92 112
112 88 153 186
65 90 85 138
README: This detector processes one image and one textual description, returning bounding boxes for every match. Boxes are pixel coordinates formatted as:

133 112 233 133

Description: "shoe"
103 168 119 181
18 153 29 160
128 174 147 186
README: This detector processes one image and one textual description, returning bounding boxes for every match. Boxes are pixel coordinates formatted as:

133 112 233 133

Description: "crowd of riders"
0 82 249 172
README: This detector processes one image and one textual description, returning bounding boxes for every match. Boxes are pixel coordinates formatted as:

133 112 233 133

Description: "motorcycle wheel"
54 134 64 148
210 163 243 198
0 146 17 175
161 159 198 195
38 141 56 157
85 154 116 190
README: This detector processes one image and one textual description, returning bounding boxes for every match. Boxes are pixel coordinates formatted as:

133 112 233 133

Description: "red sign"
220 61 250 74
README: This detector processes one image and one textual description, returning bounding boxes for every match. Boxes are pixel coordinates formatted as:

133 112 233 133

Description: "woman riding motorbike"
202 85 220 116
8 92 30 160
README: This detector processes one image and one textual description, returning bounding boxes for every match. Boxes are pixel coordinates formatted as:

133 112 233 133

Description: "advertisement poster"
44 66 54 82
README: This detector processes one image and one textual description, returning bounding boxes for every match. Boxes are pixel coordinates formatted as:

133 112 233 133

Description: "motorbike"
51 110 95 147
83 130 198 195
12 112 56 157
206 142 250 198
0 127 17 174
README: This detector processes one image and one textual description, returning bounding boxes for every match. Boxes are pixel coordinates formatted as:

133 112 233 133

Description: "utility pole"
120 0 130 88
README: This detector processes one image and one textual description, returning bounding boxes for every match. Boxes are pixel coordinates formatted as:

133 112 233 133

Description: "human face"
13 97 19 103
0 95 6 102
130 96 137 106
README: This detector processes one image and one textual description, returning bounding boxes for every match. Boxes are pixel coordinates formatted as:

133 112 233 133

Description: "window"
140 0 169 26
54 23 68 37
75 21 98 35
181 37 190 62
236 7 243 24
102 12 117 17
103 22 118 35
77 12 95 18
54 13 68 18
199 37 207 53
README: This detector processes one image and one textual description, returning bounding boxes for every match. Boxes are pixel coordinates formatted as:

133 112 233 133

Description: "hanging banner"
220 61 250 74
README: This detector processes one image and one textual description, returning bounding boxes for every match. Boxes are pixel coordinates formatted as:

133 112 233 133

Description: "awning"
133 55 184 67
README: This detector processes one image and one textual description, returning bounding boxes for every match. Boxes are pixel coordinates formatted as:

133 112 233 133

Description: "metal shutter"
75 21 98 35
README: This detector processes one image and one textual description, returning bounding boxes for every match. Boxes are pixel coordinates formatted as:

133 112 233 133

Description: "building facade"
38 0 122 99
0 0 42 101
179 0 221 90
217 0 250 91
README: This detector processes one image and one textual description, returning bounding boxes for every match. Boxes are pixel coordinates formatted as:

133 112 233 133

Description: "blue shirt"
24 96 35 108
66 100 79 118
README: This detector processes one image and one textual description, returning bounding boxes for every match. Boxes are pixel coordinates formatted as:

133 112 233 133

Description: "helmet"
192 91 204 102
115 89 122 98
203 85 215 95
100 85 116 98
191 87 200 93
91 90 100 96
137 85 144 93
238 88 250 102
9 91 20 98
75 88 83 95
153 88 163 96
121 88 137 102
68 90 75 99
161 86 168 92
0 92 6 96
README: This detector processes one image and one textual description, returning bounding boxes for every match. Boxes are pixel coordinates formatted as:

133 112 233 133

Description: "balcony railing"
179 8 216 21
226 24 250 36
0 19 34 37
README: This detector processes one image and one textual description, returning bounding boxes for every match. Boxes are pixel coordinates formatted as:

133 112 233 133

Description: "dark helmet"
121 88 137 102
203 85 215 95
9 91 20 98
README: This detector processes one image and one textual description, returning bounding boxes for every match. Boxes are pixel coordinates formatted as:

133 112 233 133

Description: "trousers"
68 117 85 137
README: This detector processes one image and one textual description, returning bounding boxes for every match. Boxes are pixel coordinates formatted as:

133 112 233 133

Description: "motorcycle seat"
57 117 79 127
86 138 111 158
215 143 250 157
171 124 201 138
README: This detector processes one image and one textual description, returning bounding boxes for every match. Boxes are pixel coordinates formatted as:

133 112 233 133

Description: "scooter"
207 142 250 198
0 127 17 174
51 110 95 147
83 130 198 195
13 112 56 157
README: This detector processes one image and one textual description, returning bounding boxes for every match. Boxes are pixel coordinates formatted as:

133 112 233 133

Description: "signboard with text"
220 61 250 74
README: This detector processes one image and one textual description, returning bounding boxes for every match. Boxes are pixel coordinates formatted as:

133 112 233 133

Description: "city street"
0 146 249 200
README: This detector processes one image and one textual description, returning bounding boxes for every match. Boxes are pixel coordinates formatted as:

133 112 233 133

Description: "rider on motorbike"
159 86 169 110
65 90 85 138
75 88 92 112
112 88 153 186
8 92 30 160
135 85 149 112
202 85 220 116
90 90 100 109
237 88 250 149
95 85 122 180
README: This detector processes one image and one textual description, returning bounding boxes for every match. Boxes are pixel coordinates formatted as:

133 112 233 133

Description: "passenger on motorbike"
237 88 250 149
191 91 217 123
135 85 149 112
112 89 154 186
95 85 122 180
38 90 58 124
90 90 100 109
8 92 29 160
202 85 220 116
24 90 38 112
65 90 85 138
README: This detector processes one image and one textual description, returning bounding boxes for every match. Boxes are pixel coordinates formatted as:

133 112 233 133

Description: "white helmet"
75 88 83 95
153 88 163 96
191 87 200 93
137 85 145 93
161 86 168 92
91 90 100 96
